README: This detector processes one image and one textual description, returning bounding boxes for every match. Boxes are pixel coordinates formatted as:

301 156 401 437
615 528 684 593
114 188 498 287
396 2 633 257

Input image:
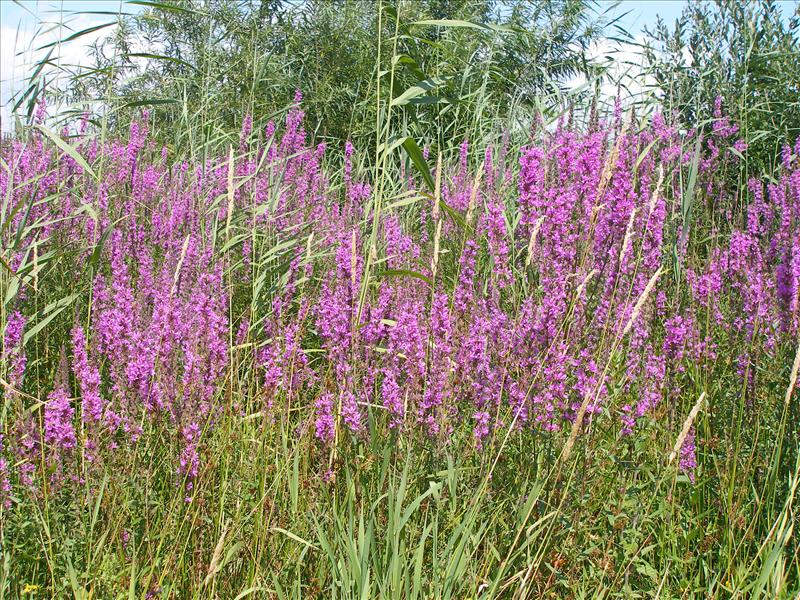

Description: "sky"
1 0 799 130
0 0 134 129
605 0 686 31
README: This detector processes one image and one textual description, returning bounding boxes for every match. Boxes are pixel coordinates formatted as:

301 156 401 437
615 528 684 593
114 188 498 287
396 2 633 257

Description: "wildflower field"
1 1 800 598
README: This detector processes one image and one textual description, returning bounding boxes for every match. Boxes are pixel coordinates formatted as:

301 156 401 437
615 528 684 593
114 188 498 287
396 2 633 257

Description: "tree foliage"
65 0 606 144
643 0 800 174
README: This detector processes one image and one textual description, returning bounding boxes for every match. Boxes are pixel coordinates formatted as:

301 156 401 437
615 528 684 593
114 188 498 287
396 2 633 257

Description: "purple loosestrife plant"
3 311 27 390
2 94 799 510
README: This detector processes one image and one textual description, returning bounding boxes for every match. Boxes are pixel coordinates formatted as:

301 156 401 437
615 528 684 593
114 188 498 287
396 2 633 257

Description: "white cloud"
1 10 114 131
566 34 659 110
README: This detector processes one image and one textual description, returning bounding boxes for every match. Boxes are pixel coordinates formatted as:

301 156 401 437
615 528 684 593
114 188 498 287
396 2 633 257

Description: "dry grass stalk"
621 266 664 338
202 524 229 587
597 114 631 200
668 392 706 465
171 234 192 297
619 207 638 265
465 167 484 227
648 165 664 218
561 265 663 465
431 218 443 278
525 216 545 269
576 268 598 297
225 145 235 237
785 339 800 408
350 228 357 292
433 154 442 221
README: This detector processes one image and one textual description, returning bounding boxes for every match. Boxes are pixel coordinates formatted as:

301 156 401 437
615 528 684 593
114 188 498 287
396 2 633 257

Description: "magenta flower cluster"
1 98 798 506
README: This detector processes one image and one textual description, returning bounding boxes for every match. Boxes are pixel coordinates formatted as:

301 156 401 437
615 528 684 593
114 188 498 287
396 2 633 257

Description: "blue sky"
0 1 755 33
1 1 131 22
10 0 792 33
604 0 686 32
1 1 797 38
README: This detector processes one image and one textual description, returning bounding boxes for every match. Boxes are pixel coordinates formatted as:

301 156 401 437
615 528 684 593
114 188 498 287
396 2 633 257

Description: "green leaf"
400 137 434 193
121 98 180 109
376 269 432 286
127 53 196 70
23 292 81 345
391 77 447 107
127 0 207 15
34 124 97 181
411 19 487 30
680 135 702 242
270 527 318 550
34 22 116 51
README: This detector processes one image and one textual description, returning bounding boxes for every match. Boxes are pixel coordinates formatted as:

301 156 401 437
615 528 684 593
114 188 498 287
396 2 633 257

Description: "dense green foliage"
643 0 800 174
2 1 800 598
29 0 608 146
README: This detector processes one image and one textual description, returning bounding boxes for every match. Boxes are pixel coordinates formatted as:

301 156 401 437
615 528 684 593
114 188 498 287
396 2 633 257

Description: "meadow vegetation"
1 1 800 597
